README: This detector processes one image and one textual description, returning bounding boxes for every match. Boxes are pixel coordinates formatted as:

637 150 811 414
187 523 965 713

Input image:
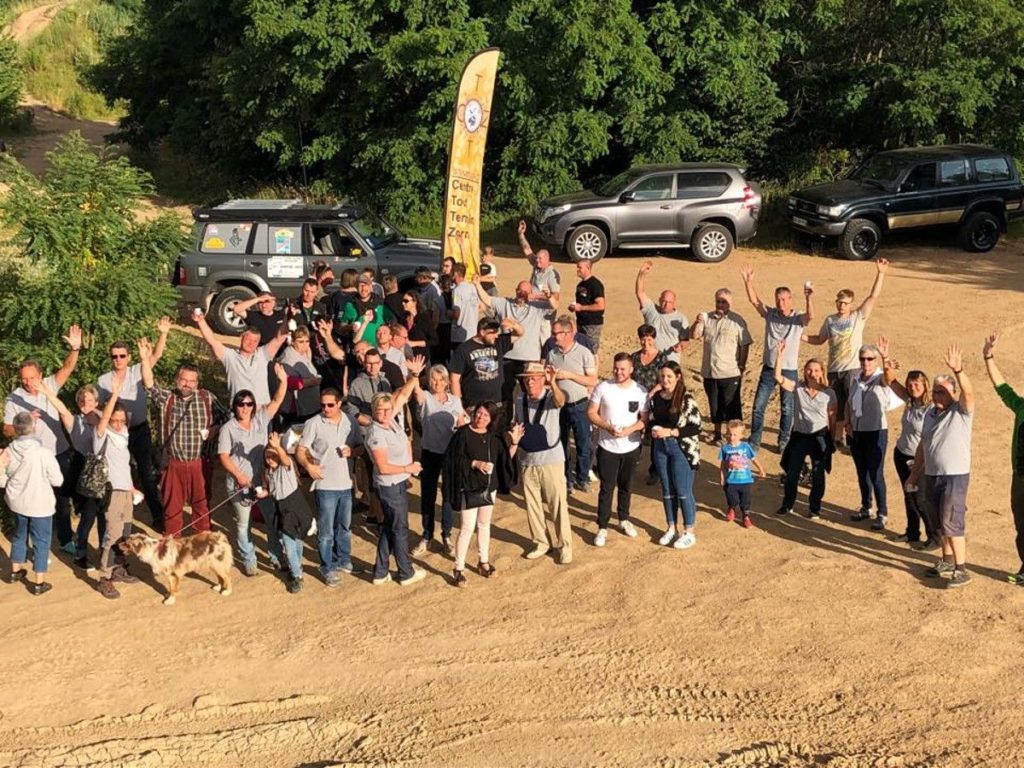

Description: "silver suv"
533 163 761 263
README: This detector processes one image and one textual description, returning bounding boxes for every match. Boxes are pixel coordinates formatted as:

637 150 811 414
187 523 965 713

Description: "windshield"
849 156 908 186
596 170 642 197
350 212 400 249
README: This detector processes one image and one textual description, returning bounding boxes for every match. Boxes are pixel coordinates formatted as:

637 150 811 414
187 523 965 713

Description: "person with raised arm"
634 261 688 363
193 308 288 405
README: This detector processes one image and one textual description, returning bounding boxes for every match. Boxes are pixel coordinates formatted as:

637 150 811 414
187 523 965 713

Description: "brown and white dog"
119 532 233 605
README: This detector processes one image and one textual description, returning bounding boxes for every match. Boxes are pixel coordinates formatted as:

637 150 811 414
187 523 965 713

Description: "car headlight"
786 196 797 208
538 203 571 224
816 204 845 218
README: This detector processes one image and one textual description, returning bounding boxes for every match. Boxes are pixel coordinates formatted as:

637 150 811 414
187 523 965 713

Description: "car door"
617 173 677 241
888 162 937 230
934 159 971 225
249 222 306 294
307 223 377 276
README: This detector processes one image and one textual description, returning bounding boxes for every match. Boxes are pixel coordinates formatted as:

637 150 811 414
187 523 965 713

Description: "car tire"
690 223 734 263
839 218 881 261
209 285 257 336
566 225 608 262
958 211 1001 253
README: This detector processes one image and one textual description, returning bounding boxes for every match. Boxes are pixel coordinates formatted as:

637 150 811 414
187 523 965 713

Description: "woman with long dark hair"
774 341 837 519
401 290 438 362
647 362 703 549
442 402 523 586
878 337 936 548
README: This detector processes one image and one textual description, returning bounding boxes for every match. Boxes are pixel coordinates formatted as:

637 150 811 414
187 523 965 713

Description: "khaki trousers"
100 490 134 577
522 462 571 551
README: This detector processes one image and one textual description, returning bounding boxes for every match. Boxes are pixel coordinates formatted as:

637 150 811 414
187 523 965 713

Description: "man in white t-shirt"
803 258 888 445
587 353 648 547
740 263 815 451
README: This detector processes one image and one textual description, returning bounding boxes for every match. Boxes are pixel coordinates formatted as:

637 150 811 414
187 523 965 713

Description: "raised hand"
406 354 426 376
876 335 890 358
268 431 282 447
638 260 653 276
272 362 286 381
876 257 890 273
739 263 754 283
544 364 557 385
63 324 83 349
137 337 153 362
509 422 525 444
517 219 527 236
157 315 172 334
944 343 963 372
983 332 998 358
316 318 333 337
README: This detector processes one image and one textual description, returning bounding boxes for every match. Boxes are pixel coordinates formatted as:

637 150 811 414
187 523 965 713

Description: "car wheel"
209 285 256 336
839 219 881 261
958 211 1001 253
690 223 734 263
566 225 608 262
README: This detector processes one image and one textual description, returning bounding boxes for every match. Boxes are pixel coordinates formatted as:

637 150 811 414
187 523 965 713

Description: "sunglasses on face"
320 402 338 409
111 353 128 359
859 357 876 362
237 401 256 408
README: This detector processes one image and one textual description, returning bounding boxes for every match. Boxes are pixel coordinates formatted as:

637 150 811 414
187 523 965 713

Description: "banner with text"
443 48 500 278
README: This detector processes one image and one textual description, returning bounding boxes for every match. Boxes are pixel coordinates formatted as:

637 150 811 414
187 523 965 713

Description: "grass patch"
20 0 132 121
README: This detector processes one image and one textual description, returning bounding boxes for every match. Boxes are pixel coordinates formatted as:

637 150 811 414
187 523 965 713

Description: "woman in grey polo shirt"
775 341 836 518
367 392 427 586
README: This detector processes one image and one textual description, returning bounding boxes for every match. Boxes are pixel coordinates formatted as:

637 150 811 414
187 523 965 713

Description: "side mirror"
620 191 637 203
898 182 914 194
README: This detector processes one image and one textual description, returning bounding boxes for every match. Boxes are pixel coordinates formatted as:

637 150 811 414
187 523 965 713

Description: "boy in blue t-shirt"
718 420 766 529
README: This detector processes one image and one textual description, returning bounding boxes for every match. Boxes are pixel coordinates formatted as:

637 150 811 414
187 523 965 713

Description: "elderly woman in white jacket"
0 411 64 595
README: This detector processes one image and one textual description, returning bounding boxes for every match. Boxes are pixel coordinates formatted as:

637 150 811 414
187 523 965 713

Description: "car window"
939 160 969 188
974 157 1011 182
901 163 937 193
350 213 399 249
675 172 731 199
309 224 364 257
200 222 251 253
630 175 674 201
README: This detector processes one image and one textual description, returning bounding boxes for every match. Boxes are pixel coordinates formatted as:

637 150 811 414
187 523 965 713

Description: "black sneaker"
29 582 53 597
947 569 972 588
73 556 89 570
913 537 941 551
807 509 821 519
287 578 303 594
851 508 871 522
870 516 887 531
776 506 792 516
926 560 955 578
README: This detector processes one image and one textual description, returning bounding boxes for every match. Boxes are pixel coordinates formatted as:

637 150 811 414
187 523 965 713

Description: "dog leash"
161 485 250 541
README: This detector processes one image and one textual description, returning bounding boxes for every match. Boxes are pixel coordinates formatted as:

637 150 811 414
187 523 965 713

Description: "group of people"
1 229 1019 597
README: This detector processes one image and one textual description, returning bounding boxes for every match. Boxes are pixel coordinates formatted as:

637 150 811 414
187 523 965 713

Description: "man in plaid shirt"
139 339 228 536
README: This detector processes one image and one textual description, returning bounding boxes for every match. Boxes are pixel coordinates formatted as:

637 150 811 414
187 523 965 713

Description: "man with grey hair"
568 258 605 352
517 219 561 307
546 315 598 492
907 344 975 587
689 288 753 443
0 411 64 595
635 261 688 362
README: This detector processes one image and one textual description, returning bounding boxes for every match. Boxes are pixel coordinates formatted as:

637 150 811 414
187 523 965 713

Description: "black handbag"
461 437 496 509
76 438 110 499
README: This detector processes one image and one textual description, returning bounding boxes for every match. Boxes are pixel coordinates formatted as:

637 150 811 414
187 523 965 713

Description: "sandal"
452 569 468 588
477 562 497 579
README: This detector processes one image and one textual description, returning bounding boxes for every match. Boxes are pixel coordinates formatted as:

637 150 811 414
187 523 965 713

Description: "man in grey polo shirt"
449 263 480 354
907 343 975 588
546 316 598 493
514 362 571 564
740 263 815 451
4 325 83 553
634 261 689 362
296 387 364 586
195 311 289 405
517 219 561 307
97 317 172 530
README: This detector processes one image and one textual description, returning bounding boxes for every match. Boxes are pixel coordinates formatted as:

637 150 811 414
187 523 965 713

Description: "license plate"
792 216 808 226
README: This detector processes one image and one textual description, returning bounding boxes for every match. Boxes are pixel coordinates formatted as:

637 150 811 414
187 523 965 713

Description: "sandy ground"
2 236 1024 767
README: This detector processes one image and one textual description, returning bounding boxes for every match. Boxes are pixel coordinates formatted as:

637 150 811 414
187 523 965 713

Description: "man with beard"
341 274 385 346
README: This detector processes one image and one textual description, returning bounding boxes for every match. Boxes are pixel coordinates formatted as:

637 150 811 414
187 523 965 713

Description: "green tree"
0 132 188 386
0 34 23 128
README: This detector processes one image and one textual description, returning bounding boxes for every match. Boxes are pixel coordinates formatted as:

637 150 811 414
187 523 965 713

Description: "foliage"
0 33 22 128
0 132 189 389
94 0 1024 223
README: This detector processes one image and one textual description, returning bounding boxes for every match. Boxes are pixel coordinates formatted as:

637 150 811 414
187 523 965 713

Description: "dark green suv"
786 145 1024 260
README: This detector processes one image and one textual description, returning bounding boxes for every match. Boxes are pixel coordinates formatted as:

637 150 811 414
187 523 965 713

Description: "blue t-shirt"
719 442 756 485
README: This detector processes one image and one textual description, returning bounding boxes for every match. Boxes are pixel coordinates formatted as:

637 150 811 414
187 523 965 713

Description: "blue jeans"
11 515 53 573
281 534 304 580
375 483 414 582
560 399 593 485
232 497 282 570
750 365 797 448
652 438 697 527
851 429 888 516
315 488 353 576
419 450 454 540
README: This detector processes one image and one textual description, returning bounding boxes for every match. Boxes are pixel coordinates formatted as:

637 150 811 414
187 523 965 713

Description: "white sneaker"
673 532 697 550
371 573 392 586
588 469 599 483
658 529 676 546
398 568 426 586
594 529 608 547
619 520 638 538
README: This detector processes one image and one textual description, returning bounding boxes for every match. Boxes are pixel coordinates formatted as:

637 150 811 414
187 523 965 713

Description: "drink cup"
199 428 210 440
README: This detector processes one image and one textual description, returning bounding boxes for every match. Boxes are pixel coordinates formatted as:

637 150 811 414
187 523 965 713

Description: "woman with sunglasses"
279 326 321 429
401 291 438 363
367 391 427 586
218 364 288 577
774 341 836 519
846 343 901 530
443 402 523 586
877 337 937 549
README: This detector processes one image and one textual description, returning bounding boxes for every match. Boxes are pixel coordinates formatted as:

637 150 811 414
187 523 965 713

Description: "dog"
119 532 233 605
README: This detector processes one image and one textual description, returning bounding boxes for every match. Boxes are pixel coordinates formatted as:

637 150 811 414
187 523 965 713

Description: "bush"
0 34 22 128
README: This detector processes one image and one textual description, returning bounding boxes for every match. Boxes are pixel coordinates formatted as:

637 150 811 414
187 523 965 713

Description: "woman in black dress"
401 290 438 363
442 402 523 587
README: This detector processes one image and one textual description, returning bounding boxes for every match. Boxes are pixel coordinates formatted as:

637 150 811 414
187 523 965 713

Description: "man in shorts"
907 343 974 588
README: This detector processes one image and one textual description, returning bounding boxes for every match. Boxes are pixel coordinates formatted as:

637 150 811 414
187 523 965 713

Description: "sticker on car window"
205 237 225 249
267 256 304 278
274 228 295 254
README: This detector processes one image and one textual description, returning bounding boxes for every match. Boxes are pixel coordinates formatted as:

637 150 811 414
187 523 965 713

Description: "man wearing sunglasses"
96 317 173 531
689 288 753 444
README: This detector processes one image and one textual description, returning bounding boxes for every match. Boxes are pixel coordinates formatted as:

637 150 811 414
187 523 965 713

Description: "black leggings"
893 447 933 541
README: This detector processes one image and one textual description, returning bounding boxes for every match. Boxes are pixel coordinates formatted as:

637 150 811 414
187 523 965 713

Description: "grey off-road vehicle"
532 163 762 263
174 199 441 335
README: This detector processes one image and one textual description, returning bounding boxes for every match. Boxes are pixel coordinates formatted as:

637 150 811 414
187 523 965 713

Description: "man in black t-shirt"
450 317 523 423
568 259 605 352
233 292 286 345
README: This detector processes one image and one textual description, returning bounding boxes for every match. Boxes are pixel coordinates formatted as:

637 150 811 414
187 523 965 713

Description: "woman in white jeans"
443 402 522 587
